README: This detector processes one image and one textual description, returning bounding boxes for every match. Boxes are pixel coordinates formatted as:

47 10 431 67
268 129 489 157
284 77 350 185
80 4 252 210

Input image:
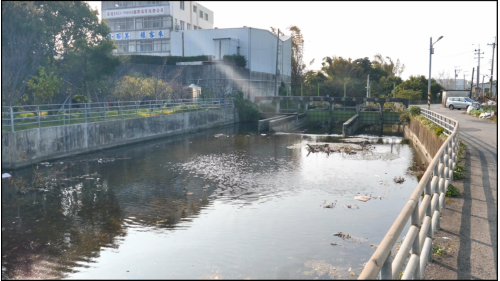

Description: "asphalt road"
419 105 498 279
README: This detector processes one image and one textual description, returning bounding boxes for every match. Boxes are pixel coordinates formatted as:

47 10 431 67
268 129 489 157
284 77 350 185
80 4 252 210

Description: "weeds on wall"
232 91 260 122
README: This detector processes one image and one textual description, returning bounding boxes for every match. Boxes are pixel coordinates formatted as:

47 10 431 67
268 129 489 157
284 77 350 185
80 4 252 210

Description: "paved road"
419 105 497 279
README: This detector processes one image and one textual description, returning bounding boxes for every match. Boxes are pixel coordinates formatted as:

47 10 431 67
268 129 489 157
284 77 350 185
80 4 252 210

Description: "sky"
87 1 497 83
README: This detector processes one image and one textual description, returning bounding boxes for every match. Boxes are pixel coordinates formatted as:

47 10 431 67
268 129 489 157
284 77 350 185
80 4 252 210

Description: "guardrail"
1 98 234 132
359 108 459 280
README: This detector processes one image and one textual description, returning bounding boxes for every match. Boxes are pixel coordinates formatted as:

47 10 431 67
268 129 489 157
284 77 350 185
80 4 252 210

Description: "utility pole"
487 36 496 98
366 74 370 106
274 29 280 96
463 70 468 90
470 67 475 98
454 66 461 90
474 45 484 98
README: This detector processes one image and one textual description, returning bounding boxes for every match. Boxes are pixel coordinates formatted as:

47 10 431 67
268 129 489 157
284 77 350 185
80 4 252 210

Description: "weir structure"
255 96 409 135
358 108 459 280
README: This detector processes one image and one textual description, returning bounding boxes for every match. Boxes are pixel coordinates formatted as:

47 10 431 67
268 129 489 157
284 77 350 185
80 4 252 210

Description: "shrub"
223 54 247 68
120 55 211 65
232 91 260 121
399 111 410 125
453 164 466 180
446 184 460 197
408 106 421 116
434 127 444 137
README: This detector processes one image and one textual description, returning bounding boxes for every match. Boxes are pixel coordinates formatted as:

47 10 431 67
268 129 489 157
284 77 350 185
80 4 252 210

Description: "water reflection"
2 123 424 279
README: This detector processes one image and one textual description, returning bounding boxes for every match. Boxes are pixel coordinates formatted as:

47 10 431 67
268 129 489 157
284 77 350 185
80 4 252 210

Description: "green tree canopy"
2 1 120 105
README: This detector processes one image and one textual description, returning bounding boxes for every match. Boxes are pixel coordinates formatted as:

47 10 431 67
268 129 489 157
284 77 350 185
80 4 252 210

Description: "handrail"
1 98 234 131
359 108 459 280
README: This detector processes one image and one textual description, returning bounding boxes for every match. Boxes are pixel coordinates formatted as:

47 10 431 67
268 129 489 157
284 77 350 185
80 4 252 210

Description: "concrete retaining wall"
401 118 445 164
2 109 237 169
258 115 285 131
268 113 306 132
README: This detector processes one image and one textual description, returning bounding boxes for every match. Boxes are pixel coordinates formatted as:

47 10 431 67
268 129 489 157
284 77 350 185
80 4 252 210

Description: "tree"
287 26 306 96
396 89 422 102
25 67 63 105
397 75 443 101
2 1 120 106
435 70 455 90
1 2 45 106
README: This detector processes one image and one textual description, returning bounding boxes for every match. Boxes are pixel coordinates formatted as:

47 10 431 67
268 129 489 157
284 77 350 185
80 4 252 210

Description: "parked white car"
445 97 480 110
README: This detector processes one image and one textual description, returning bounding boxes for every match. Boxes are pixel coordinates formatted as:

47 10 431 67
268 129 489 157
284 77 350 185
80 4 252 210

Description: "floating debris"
334 232 351 239
393 176 405 183
2 173 11 179
321 200 337 209
345 204 359 209
355 196 370 202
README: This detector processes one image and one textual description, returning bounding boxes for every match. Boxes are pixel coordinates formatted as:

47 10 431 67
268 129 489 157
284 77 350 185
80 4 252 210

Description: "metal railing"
1 98 234 132
359 108 459 280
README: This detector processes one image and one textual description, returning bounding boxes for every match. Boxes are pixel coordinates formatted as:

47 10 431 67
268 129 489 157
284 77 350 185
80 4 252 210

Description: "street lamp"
428 36 444 110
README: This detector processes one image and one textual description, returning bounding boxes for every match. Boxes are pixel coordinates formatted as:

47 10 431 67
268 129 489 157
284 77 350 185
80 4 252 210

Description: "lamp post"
428 36 444 110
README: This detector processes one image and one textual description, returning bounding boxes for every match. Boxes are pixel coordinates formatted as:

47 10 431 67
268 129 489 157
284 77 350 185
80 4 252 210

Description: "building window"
199 10 203 18
187 23 191 30
137 41 154 52
136 1 161 5
103 1 134 9
162 41 169 51
136 16 171 29
205 13 208 20
136 40 169 52
194 25 197 30
109 18 134 31
116 41 128 53
180 20 184 30
180 1 184 10
193 5 197 12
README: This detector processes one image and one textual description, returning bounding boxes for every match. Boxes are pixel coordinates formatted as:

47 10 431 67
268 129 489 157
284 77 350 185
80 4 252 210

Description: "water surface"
1 123 423 279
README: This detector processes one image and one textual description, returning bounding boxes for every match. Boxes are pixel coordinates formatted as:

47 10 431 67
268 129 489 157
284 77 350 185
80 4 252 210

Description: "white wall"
172 1 213 31
170 27 291 77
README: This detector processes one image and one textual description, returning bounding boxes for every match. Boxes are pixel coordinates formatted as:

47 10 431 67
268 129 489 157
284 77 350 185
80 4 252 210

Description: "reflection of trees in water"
1 174 125 279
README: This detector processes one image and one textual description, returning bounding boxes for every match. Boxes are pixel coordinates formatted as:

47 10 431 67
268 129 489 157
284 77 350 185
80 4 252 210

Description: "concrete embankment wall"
268 113 306 132
258 115 285 131
2 109 237 169
401 118 445 164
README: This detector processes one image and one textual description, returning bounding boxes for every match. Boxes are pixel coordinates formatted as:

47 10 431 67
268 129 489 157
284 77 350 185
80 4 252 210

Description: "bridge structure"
254 96 410 135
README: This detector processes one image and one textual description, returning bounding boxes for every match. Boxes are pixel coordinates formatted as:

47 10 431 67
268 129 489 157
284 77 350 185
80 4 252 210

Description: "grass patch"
432 244 444 256
446 184 460 197
454 141 466 179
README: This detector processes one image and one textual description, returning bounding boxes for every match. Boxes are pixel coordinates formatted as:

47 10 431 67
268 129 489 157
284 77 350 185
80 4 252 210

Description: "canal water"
1 123 425 279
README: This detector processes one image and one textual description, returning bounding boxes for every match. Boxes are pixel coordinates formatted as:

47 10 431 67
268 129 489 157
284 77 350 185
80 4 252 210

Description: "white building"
171 27 292 77
101 1 214 56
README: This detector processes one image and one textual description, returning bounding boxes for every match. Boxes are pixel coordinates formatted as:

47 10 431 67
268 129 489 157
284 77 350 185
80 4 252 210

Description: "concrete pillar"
274 101 280 113
379 102 385 134
329 102 333 125
297 102 301 113
356 103 361 113
304 102 309 113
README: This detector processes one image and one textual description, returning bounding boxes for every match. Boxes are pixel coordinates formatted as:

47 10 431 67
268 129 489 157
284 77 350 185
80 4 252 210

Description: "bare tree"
435 70 455 90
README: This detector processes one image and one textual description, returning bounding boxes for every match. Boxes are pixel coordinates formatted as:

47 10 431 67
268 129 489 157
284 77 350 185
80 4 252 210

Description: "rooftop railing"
359 108 459 280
